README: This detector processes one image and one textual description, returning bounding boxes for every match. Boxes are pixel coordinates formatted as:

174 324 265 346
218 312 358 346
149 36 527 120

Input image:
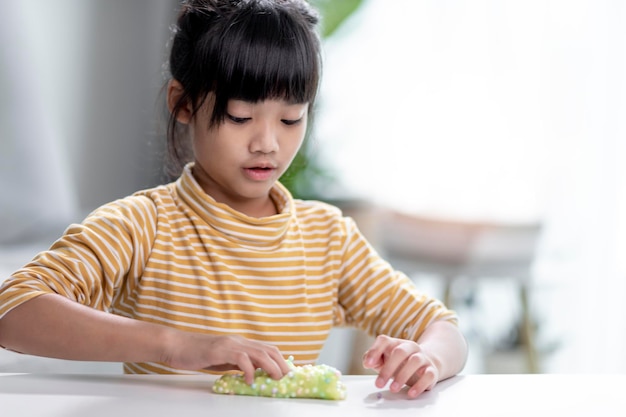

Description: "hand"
362 334 439 398
161 330 291 384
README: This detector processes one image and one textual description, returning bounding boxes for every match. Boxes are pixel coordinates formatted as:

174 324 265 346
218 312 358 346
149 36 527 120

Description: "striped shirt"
0 164 457 374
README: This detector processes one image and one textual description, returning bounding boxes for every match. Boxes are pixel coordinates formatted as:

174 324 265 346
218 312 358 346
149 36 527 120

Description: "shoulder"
292 198 375 226
291 198 365 238
292 198 344 223
83 183 177 229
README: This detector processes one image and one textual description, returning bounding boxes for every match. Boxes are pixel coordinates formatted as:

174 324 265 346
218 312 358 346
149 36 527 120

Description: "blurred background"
1 0 625 375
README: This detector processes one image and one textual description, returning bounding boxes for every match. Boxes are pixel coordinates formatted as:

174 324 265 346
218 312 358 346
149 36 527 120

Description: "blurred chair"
377 210 543 373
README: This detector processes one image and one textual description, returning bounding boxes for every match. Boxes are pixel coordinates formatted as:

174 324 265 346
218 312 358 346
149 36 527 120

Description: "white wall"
316 0 626 373
0 0 175 373
0 0 175 237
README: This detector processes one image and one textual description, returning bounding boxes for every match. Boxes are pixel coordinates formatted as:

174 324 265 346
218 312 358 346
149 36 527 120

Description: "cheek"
191 127 222 158
292 135 306 152
287 127 307 152
191 137 209 158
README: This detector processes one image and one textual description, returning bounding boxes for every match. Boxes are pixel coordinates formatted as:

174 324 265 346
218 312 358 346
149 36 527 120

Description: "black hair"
165 0 321 177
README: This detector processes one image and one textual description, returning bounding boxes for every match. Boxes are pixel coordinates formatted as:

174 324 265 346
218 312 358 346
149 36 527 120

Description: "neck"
191 164 279 218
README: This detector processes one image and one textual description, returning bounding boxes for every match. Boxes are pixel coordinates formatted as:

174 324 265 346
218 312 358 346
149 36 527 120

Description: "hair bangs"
211 7 320 123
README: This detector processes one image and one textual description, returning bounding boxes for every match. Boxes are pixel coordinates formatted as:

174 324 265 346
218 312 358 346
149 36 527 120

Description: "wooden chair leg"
443 276 454 309
519 283 540 373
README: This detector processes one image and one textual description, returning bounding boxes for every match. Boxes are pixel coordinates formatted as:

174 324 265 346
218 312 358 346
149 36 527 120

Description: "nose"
249 121 279 154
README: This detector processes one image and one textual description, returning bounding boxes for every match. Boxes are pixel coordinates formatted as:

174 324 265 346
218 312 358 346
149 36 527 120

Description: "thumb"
362 349 384 370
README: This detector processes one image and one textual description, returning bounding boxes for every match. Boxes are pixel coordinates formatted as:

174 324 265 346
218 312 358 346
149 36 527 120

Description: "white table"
1 373 624 416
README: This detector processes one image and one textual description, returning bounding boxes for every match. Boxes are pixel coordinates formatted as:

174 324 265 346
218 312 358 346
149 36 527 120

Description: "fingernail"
390 381 401 392
375 376 385 388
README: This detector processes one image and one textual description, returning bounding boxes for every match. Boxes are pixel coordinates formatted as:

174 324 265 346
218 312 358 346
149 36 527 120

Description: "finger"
389 352 426 392
233 352 257 385
234 341 288 380
376 344 413 389
362 351 384 371
362 335 393 369
254 349 289 380
407 365 437 398
269 347 291 376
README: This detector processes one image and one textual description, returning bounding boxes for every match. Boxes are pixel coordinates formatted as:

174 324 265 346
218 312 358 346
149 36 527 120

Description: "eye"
281 117 303 126
226 114 250 124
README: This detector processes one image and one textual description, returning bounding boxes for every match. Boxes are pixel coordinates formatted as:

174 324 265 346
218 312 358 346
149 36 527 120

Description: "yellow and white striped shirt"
0 164 457 373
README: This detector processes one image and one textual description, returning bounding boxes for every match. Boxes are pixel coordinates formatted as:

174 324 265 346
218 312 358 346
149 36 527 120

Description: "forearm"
417 320 468 381
0 293 171 363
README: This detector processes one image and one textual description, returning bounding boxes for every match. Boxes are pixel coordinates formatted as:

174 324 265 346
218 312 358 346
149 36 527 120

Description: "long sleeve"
0 164 459 373
336 216 457 341
0 195 157 318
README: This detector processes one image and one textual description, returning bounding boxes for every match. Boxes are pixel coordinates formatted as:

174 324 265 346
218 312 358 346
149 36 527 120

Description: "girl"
0 0 467 398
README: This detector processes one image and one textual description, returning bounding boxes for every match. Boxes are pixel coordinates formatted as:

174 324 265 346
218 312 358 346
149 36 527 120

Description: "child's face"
190 97 308 216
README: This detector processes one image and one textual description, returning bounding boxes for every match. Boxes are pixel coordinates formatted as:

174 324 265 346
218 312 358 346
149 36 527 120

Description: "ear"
167 79 193 124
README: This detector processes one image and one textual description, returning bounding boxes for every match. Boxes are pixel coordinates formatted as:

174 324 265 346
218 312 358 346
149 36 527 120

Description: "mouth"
243 165 277 181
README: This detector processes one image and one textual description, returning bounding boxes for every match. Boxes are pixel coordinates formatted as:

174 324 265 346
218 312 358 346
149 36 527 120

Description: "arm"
0 293 290 383
335 217 466 397
362 320 468 398
0 196 290 382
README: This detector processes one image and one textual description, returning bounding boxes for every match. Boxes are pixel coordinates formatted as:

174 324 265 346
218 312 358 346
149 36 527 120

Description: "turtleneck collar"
174 163 294 247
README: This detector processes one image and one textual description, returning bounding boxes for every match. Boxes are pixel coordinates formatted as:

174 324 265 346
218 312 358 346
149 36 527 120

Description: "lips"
243 163 277 181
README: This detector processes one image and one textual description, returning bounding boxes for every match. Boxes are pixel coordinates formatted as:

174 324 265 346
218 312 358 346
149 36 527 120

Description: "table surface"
1 372 625 416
